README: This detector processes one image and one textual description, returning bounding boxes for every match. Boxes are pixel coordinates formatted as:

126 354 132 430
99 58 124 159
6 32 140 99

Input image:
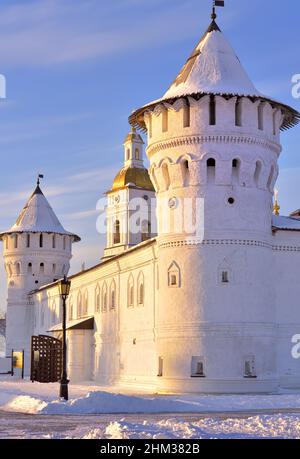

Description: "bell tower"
103 127 156 259
129 15 299 393
0 177 80 373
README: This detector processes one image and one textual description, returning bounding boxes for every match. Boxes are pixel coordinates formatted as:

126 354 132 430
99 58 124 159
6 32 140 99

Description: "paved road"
1 409 300 439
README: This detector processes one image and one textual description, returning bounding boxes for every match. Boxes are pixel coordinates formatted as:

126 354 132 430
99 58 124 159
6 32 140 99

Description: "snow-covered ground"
0 378 300 438
0 378 300 415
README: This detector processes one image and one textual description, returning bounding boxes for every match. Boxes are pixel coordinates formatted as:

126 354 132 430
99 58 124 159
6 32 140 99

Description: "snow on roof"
0 185 80 241
272 215 300 231
163 21 261 100
129 20 299 131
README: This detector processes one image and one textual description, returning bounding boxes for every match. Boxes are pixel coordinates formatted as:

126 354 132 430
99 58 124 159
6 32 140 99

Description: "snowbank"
0 380 300 415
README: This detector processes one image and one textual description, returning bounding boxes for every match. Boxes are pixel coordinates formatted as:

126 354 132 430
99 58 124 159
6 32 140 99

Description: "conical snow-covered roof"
0 184 80 241
163 20 261 100
129 20 299 131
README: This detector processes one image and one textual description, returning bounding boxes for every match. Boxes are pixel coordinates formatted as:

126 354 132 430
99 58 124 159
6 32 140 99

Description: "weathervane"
212 0 225 20
37 174 44 186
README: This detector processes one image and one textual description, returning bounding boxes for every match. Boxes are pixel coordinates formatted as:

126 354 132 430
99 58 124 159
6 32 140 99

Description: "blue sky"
0 0 299 311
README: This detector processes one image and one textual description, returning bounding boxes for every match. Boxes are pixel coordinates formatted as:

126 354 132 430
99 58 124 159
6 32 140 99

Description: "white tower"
103 127 156 259
130 16 299 393
0 178 80 373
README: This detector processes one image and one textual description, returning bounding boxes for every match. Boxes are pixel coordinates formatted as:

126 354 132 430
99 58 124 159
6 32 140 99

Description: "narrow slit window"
26 234 30 248
158 357 163 377
39 234 43 248
209 95 216 125
183 104 190 128
258 103 264 130
52 234 56 249
162 110 168 132
235 99 242 126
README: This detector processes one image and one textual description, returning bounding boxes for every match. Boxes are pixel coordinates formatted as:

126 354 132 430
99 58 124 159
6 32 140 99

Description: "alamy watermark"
0 74 6 99
95 196 205 240
292 74 300 99
291 335 300 359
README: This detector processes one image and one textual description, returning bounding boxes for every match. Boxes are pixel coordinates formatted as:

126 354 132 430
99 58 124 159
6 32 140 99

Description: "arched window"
28 263 33 275
183 104 190 128
168 261 181 288
162 110 168 132
102 283 108 312
26 234 30 248
77 291 82 318
52 234 56 249
207 158 216 183
39 262 44 274
232 158 240 183
68 296 73 321
39 233 43 248
52 264 56 274
137 273 145 306
95 286 100 313
114 220 121 244
128 275 134 308
110 280 116 310
181 159 190 187
161 163 170 190
14 235 18 249
83 290 88 316
254 161 262 186
135 148 139 160
209 95 216 125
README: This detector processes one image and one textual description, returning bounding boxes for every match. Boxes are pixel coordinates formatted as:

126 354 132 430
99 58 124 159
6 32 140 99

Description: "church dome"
111 166 154 192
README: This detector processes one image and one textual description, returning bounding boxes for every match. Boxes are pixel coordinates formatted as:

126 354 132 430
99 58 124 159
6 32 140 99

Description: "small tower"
0 178 80 373
103 127 155 259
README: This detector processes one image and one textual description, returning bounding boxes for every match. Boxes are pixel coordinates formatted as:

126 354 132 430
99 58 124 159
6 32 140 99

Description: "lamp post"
58 275 71 401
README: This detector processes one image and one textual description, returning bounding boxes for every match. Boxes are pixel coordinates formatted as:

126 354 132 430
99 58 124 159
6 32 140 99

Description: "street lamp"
58 275 71 401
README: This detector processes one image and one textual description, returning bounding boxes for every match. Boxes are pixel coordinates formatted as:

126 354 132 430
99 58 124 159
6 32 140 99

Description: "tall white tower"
103 127 155 259
0 178 80 372
130 16 299 393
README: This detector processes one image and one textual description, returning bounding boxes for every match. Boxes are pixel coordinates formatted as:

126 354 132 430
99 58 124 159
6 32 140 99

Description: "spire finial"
273 188 280 216
37 174 44 186
211 1 225 20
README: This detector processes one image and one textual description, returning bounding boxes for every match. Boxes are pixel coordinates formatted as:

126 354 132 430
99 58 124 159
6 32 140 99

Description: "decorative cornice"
158 238 300 252
146 134 281 157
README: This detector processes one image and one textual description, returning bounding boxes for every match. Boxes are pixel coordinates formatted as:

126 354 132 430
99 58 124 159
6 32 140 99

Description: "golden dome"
111 166 154 192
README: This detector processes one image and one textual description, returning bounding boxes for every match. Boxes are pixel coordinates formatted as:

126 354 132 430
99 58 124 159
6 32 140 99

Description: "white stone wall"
33 240 158 387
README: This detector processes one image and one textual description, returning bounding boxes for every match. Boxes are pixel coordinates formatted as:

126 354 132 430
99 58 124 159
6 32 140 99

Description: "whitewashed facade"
1 18 300 393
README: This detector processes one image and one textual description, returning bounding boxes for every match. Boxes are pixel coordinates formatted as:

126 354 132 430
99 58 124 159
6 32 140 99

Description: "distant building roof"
0 184 80 241
272 215 300 231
